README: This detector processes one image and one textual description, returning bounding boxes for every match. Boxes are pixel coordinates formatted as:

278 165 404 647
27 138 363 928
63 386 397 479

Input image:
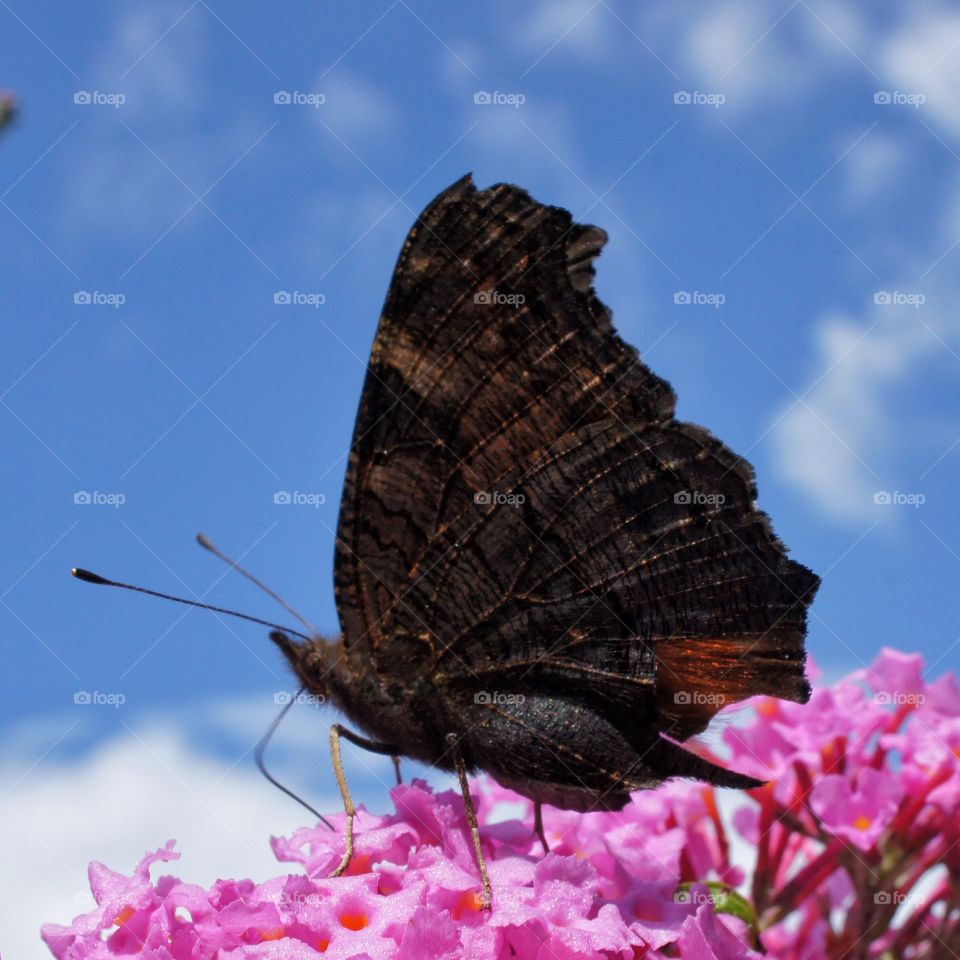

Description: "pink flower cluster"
42 648 960 959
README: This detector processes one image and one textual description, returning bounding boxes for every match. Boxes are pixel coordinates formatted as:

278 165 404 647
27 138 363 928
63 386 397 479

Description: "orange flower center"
114 906 135 926
340 912 369 931
452 891 485 919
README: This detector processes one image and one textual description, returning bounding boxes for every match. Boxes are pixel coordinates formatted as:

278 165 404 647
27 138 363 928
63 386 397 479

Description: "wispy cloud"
1 695 443 958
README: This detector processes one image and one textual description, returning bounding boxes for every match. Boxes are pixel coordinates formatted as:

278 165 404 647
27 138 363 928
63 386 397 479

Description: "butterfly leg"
445 732 492 910
328 723 401 879
391 755 403 785
533 801 550 853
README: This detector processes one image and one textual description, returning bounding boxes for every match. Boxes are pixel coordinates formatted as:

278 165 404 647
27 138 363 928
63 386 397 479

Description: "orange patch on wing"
656 635 807 739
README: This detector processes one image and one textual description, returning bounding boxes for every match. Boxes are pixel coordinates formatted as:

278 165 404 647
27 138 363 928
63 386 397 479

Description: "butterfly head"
270 630 342 701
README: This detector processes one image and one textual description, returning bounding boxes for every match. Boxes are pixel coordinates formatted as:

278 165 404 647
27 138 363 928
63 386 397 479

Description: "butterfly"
269 174 819 907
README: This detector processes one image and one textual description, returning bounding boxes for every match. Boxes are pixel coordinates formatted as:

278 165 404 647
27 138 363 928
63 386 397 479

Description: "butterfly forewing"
333 175 818 794
335 175 674 646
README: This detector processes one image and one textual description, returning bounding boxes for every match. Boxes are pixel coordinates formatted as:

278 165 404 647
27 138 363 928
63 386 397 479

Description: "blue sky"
3 1 960 952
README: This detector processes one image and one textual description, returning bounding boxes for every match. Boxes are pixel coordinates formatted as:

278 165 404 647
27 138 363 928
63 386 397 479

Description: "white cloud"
513 0 617 66
90 6 206 117
771 310 933 522
1 698 443 960
2 727 313 958
627 3 960 522
880 7 960 136
64 4 269 242
637 1 843 111
315 70 398 143
838 130 908 209
464 98 584 193
682 4 807 104
65 6 206 236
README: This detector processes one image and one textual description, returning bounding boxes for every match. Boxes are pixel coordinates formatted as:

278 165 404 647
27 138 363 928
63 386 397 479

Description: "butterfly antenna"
196 533 319 637
256 685 336 831
70 567 312 642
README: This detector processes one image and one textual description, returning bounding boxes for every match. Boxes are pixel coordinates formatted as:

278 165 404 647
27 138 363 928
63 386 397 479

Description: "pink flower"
809 768 904 850
42 649 960 959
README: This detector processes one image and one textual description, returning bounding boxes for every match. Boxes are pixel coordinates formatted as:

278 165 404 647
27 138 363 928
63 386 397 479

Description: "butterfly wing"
335 174 672 648
334 174 818 779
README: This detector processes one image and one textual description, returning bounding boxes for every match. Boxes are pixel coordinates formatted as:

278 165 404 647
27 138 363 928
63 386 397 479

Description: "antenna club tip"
72 567 110 585
196 532 214 550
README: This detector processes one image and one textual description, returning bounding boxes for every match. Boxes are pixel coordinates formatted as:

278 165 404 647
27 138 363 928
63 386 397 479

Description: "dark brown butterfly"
270 174 819 906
